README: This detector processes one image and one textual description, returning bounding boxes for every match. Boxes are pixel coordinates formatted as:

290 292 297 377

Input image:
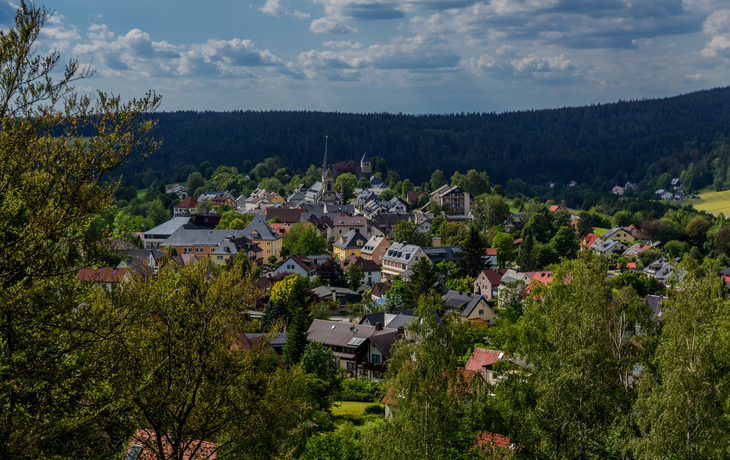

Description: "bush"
333 379 382 402
363 404 384 416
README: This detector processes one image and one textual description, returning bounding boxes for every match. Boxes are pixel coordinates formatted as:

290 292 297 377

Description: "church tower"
321 136 337 203
360 151 371 176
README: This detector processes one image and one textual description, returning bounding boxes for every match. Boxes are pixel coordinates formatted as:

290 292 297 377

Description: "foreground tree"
496 253 643 459
631 259 730 459
95 261 310 460
364 294 487 460
0 3 161 457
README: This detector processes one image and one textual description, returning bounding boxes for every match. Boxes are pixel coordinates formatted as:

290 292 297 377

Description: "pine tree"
282 275 313 366
456 224 488 277
518 233 535 270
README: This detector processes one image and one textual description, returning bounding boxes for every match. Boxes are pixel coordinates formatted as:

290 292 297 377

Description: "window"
217 256 223 260
346 362 356 370
478 309 484 315
371 354 382 364
267 250 270 254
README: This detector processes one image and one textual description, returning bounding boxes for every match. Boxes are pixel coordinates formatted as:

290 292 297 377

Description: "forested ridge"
123 86 730 186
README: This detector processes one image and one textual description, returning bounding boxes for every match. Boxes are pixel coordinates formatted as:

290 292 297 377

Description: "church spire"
322 135 334 179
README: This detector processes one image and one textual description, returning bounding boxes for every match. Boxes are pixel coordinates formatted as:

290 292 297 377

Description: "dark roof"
371 282 392 298
341 255 381 272
306 319 396 348
265 207 304 224
423 246 462 263
242 218 282 241
478 268 509 286
334 229 368 250
442 290 485 316
361 151 370 162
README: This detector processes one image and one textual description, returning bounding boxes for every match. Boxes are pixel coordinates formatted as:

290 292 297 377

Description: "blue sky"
13 0 730 113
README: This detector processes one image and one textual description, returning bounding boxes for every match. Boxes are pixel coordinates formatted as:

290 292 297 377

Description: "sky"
8 0 730 113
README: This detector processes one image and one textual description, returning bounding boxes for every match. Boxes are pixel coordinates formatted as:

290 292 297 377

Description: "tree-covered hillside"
123 87 730 188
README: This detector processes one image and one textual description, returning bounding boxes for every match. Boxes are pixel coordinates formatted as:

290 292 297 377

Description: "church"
304 137 371 205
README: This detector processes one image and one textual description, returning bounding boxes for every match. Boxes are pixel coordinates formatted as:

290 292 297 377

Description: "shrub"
333 379 382 402
363 404 384 416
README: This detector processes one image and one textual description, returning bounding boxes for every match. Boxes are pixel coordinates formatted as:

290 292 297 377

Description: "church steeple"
321 135 337 203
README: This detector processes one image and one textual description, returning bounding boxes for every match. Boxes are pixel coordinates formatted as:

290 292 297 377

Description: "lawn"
594 227 610 237
331 401 380 416
682 188 730 215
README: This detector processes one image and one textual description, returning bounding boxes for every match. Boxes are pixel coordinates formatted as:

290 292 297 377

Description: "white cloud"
310 16 358 34
259 0 310 19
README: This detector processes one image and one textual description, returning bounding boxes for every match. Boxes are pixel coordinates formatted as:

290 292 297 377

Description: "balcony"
359 361 388 372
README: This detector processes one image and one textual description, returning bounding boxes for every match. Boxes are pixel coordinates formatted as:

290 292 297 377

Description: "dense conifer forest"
120 87 730 189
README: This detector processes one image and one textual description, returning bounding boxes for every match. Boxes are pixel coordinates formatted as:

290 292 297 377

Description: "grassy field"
594 227 610 237
331 401 381 416
682 188 730 215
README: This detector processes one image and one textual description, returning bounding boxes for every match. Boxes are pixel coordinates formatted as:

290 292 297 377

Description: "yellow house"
241 218 283 261
333 229 368 260
266 192 286 204
443 291 496 325
602 226 636 244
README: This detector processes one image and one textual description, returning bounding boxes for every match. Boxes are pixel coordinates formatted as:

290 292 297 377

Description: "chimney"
432 237 441 247
386 307 392 314
397 326 404 337
375 322 383 331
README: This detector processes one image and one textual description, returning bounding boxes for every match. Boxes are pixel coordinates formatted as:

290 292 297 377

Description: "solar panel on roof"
347 337 366 346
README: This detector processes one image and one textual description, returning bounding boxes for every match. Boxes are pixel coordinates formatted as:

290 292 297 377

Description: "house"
406 191 428 208
332 229 368 260
161 228 253 260
411 211 433 233
429 185 473 216
474 269 509 299
324 203 356 214
466 348 510 385
269 253 318 278
77 267 128 289
623 243 651 258
143 217 199 249
646 295 667 322
361 234 391 264
124 429 217 460
602 226 636 244
370 282 392 300
485 248 498 267
265 207 305 224
547 181 555 188
382 242 427 279
265 192 286 205
341 255 382 285
504 213 525 233
568 180 577 187
643 259 674 285
332 216 367 239
119 248 165 275
611 185 625 195
370 213 412 239
287 184 309 204
671 178 681 189
308 214 334 240
422 245 461 265
241 218 284 261
593 239 628 258
165 183 188 199
310 286 362 305
386 196 409 213
173 196 198 216
580 233 600 249
660 190 674 200
306 319 400 381
549 205 569 213
570 215 580 233
442 290 496 325
197 191 236 208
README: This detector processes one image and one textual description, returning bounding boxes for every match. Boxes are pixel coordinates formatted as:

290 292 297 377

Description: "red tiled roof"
476 431 512 449
175 196 198 208
626 262 637 269
485 248 497 256
124 429 217 460
478 269 508 286
513 238 523 245
581 233 600 248
465 348 508 373
77 267 127 283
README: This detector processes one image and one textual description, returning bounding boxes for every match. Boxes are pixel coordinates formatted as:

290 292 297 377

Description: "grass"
681 188 730 215
331 401 380 416
594 227 610 237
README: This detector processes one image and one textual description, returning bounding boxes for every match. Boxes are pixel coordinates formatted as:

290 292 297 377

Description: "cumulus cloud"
701 10 730 57
259 0 310 19
310 16 358 34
